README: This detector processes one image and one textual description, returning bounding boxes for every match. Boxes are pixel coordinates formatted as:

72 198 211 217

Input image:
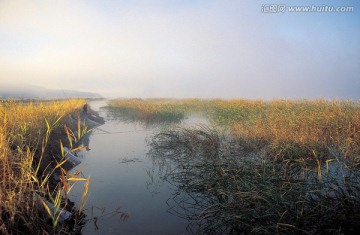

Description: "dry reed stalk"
0 99 90 234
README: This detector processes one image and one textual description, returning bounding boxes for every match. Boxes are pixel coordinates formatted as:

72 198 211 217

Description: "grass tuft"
0 99 90 234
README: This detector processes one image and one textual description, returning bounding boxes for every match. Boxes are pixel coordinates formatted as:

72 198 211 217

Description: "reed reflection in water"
70 100 191 235
102 105 184 127
147 126 360 234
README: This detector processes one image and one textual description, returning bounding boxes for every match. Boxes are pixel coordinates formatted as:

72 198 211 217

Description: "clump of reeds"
0 99 90 234
209 99 360 161
111 97 359 165
109 98 359 156
106 98 191 124
148 125 360 234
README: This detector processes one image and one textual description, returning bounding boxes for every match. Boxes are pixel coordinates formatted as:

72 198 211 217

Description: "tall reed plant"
0 99 90 234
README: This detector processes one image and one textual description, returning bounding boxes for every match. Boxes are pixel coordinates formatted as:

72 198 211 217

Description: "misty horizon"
1 0 359 100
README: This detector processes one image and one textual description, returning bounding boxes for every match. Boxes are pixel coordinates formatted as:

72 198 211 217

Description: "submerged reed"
148 126 360 234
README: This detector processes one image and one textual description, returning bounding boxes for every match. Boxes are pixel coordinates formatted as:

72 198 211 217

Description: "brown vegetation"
0 99 90 234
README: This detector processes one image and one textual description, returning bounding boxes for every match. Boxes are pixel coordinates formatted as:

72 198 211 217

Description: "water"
70 100 360 234
70 100 208 235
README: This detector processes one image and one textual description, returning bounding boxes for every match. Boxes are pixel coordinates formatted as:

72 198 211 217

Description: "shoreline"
0 100 104 234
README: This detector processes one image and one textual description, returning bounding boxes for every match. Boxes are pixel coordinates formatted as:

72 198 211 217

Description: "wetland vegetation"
1 97 359 234
109 98 360 234
0 99 94 234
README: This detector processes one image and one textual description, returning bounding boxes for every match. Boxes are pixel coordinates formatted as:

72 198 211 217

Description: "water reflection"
101 106 184 127
147 126 360 234
74 100 360 234
146 127 242 234
83 132 91 151
70 100 190 235
76 102 240 234
95 106 224 233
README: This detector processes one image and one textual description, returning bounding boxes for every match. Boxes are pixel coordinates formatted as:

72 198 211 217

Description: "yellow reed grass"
0 99 87 234
220 99 360 159
110 97 359 162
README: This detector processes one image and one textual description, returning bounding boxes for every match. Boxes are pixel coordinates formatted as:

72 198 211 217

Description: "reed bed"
110 98 359 162
0 99 90 234
148 126 360 234
209 99 360 167
107 98 213 124
211 99 359 143
138 98 360 234
107 98 185 123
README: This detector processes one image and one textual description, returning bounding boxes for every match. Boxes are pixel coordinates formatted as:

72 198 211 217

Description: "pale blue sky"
0 0 359 99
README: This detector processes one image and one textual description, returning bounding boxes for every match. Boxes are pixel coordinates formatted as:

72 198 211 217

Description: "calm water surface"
70 100 208 235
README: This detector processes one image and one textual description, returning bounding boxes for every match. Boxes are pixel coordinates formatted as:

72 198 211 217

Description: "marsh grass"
107 98 214 125
0 99 91 234
111 98 359 164
107 98 184 124
142 98 360 234
149 126 360 234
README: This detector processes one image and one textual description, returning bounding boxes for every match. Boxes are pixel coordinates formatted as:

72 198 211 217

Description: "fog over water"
0 0 359 99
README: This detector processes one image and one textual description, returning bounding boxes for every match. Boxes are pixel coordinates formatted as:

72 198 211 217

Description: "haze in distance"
0 0 359 99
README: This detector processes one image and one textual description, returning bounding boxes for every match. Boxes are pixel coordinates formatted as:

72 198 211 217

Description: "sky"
0 0 359 99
